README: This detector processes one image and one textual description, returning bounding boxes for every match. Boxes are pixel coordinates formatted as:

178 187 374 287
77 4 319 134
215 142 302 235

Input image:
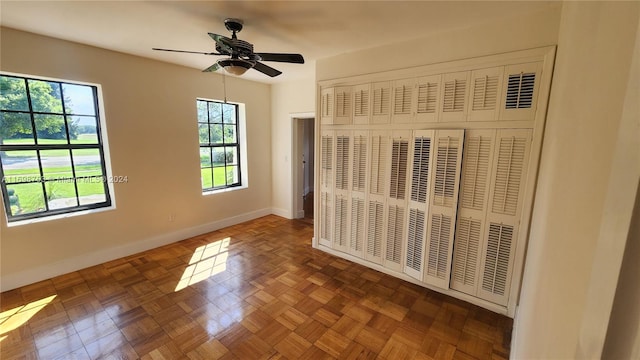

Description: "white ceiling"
0 1 559 84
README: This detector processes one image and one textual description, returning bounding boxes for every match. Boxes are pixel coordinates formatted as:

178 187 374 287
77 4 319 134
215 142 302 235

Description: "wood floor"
0 215 512 360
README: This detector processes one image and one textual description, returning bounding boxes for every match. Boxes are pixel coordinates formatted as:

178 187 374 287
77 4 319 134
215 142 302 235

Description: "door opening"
291 115 315 221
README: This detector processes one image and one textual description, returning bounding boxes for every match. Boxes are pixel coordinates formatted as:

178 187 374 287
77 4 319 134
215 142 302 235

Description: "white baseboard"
0 207 273 292
271 207 292 219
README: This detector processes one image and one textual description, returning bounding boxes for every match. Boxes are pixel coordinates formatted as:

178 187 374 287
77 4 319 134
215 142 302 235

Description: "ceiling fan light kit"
153 18 304 77
217 58 253 76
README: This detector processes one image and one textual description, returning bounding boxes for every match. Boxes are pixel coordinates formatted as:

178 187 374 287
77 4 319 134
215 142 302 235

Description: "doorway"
291 114 315 222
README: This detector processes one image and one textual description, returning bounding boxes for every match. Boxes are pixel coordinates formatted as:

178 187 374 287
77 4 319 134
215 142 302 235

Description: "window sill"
6 205 116 227
202 184 247 196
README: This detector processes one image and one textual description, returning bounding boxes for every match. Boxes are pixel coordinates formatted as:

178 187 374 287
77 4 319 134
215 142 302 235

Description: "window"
0 73 112 222
197 99 241 192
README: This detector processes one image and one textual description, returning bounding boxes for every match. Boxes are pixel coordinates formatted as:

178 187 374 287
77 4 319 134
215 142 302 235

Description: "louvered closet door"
349 131 368 258
404 130 435 280
499 62 542 121
365 131 389 264
384 131 411 272
415 75 441 123
467 67 504 122
424 130 465 289
478 129 532 305
353 84 371 125
450 130 496 296
334 86 353 125
440 71 470 123
371 82 391 124
391 79 415 124
333 131 351 253
320 87 334 125
319 131 334 247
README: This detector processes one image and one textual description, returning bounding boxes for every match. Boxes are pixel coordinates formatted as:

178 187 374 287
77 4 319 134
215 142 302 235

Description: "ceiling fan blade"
152 48 222 55
253 61 282 77
254 53 304 64
202 63 221 72
208 33 234 53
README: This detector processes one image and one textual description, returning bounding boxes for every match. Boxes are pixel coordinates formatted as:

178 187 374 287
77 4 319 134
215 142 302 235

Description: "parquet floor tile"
0 215 512 359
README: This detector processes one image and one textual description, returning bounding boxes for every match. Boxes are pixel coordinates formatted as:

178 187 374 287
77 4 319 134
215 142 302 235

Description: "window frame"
197 98 243 193
0 73 113 223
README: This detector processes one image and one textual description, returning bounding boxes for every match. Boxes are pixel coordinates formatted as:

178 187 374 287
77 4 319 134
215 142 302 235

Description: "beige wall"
0 28 272 290
316 6 561 81
270 78 316 218
513 2 640 358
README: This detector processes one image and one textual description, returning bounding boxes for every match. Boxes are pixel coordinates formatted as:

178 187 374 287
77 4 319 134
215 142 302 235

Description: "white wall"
513 2 640 358
270 79 316 218
0 28 273 290
303 118 314 195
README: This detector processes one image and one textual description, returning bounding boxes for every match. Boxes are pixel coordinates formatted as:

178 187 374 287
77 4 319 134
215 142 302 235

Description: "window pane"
208 102 222 123
69 116 98 144
198 124 209 144
210 124 222 144
197 100 207 122
222 104 236 124
77 178 106 205
0 112 34 144
200 148 211 168
34 114 67 143
213 167 226 187
72 149 104 178
28 80 63 114
0 76 29 111
212 147 225 166
1 150 40 183
226 166 238 185
6 182 46 215
201 167 213 189
45 180 78 209
61 83 95 116
223 125 236 144
225 146 237 166
41 150 73 180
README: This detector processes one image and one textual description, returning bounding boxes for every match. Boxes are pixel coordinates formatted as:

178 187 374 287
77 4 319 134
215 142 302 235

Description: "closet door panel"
424 130 465 289
404 130 435 280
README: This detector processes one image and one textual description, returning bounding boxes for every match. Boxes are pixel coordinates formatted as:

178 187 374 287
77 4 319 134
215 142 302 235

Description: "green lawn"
201 167 237 189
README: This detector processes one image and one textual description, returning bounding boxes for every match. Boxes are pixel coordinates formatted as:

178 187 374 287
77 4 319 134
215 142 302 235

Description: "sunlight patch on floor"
175 237 230 292
0 295 57 342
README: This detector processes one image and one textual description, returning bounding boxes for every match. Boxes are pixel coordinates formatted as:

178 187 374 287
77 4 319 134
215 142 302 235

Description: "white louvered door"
319 131 335 247
353 84 371 125
478 129 532 305
404 130 435 280
320 87 334 125
365 131 389 264
384 131 411 271
371 82 391 124
349 131 368 258
499 62 542 121
451 130 496 295
415 75 441 123
334 86 353 125
467 68 504 122
391 79 415 124
424 130 465 289
333 131 351 253
440 72 470 122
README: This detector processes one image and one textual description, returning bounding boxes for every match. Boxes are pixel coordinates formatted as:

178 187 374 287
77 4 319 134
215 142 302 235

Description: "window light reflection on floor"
175 237 230 292
0 295 57 342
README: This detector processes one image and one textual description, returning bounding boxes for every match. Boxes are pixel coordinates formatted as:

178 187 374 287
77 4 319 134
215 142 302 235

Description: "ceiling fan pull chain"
223 72 228 103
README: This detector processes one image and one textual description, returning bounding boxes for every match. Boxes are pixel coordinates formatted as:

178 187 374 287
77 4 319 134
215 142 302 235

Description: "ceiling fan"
153 18 304 77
